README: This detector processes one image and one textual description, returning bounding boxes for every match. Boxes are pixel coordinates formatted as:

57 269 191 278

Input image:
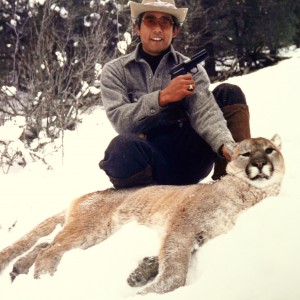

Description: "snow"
118 32 133 54
60 7 69 19
1 86 17 96
1 49 300 300
55 50 67 67
29 0 46 8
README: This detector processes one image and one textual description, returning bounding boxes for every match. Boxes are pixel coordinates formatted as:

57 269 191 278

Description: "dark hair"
135 13 181 29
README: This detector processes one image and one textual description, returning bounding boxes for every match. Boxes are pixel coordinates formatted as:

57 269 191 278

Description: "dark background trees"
174 0 300 78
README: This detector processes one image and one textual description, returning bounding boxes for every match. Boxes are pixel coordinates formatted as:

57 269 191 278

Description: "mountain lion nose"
252 158 267 169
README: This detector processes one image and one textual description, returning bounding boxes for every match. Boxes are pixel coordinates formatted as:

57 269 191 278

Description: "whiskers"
228 167 273 182
229 169 244 176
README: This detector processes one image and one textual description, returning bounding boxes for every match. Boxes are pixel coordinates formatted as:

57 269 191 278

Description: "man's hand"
159 74 195 106
221 144 232 161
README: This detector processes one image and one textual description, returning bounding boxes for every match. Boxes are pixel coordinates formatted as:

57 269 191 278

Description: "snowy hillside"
0 48 300 300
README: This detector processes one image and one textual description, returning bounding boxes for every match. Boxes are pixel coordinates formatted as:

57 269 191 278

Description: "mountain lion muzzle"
0 135 285 295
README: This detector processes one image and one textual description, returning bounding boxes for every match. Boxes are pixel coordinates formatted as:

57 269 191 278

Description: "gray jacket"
100 44 233 153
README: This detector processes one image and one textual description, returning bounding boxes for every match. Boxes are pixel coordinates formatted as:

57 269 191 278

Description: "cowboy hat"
128 0 188 23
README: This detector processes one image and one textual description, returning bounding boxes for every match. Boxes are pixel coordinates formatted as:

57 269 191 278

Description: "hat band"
144 2 177 10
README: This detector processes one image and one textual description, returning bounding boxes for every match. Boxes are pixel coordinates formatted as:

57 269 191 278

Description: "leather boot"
108 164 154 189
212 104 251 180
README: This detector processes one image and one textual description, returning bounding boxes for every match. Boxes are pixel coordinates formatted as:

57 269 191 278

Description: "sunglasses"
142 15 174 30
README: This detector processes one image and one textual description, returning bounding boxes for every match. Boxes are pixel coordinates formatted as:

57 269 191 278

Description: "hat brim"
129 1 188 23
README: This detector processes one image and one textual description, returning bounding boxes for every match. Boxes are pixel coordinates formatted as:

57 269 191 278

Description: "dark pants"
100 83 247 187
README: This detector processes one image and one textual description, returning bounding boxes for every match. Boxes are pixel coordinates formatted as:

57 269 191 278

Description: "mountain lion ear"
270 134 282 150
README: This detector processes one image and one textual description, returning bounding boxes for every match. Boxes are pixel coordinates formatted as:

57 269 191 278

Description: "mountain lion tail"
0 211 66 273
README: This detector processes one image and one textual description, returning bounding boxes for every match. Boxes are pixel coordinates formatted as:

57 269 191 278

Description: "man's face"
135 11 179 56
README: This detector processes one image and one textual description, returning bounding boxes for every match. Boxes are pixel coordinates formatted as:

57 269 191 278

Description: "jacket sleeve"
100 60 164 134
185 65 234 153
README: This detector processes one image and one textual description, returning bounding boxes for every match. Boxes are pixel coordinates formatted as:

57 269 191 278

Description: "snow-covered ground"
0 48 300 300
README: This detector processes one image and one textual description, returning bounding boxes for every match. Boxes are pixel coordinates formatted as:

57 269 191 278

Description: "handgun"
170 49 208 79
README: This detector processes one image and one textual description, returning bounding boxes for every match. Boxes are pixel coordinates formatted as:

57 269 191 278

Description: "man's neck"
140 46 170 74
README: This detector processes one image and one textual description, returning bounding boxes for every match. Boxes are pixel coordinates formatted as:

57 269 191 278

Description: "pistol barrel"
170 49 208 78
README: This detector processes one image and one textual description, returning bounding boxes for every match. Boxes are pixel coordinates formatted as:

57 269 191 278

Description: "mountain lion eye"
265 147 274 154
241 152 250 157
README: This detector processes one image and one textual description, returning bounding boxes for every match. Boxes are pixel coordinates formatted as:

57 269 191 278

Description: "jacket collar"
123 43 179 66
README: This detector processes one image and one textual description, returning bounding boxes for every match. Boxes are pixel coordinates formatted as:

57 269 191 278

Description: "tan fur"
0 135 285 294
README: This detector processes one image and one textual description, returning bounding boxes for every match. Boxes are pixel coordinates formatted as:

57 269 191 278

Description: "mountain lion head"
226 134 285 188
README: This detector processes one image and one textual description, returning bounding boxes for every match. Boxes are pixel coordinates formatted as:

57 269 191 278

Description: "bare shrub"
0 0 126 139
0 0 130 171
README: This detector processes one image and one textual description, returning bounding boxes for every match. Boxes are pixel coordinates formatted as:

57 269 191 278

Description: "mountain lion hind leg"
0 212 65 274
34 191 125 278
10 242 49 282
33 222 93 278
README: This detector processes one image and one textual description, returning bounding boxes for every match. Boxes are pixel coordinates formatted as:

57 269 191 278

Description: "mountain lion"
0 135 285 295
